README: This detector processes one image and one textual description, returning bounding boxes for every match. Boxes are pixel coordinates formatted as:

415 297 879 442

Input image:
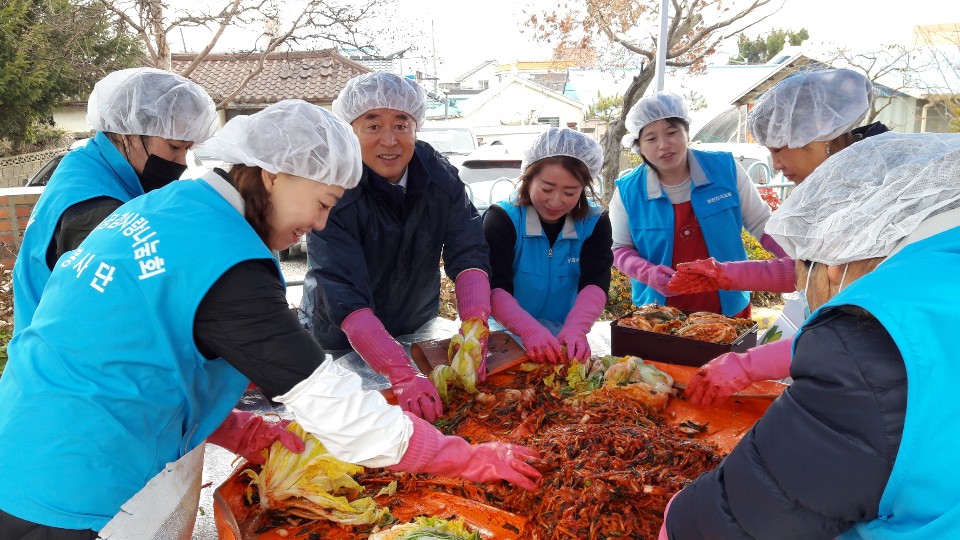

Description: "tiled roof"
495 60 577 73
171 49 370 107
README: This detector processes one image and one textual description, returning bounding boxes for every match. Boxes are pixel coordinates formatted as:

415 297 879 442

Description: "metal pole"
654 0 670 91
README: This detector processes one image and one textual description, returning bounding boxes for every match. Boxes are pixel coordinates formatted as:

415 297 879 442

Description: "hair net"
765 132 960 265
621 91 691 154
200 99 362 189
332 72 427 127
747 69 873 149
521 128 604 178
87 67 219 143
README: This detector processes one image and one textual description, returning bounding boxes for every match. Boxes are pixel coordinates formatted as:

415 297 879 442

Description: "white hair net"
521 128 604 178
621 91 691 154
332 72 427 127
765 132 960 265
200 99 362 189
87 67 219 143
747 69 873 149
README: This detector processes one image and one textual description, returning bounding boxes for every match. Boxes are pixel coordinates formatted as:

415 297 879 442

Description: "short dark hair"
515 155 601 220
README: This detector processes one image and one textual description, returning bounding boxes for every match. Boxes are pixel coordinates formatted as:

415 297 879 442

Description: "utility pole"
431 20 439 93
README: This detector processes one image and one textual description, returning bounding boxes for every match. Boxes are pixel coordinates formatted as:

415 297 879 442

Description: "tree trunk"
600 68 655 203
145 0 171 70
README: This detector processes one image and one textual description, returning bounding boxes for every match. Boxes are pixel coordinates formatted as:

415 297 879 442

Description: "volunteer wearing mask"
13 67 220 333
300 72 491 423
0 100 540 539
671 69 890 406
9 67 298 480
661 131 960 538
610 91 779 318
485 128 612 363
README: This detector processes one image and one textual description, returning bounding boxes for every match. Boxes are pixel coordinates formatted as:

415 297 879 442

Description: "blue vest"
0 177 278 531
497 200 602 327
799 227 960 539
12 132 143 333
615 149 749 315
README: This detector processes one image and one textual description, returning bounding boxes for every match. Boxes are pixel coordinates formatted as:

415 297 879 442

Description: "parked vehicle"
457 144 523 213
417 126 478 169
688 141 777 184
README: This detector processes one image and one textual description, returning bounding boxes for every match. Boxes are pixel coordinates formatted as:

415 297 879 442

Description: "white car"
457 145 523 213
417 126 478 169
689 142 777 184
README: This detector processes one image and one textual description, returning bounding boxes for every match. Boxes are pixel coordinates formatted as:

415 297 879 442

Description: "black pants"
0 509 97 540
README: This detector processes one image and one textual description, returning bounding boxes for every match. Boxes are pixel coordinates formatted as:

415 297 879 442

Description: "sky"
392 0 960 78
177 0 960 79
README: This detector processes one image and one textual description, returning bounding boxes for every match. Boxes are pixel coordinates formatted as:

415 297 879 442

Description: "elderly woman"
610 91 780 318
0 100 540 539
485 128 612 363
660 131 960 538
672 69 890 406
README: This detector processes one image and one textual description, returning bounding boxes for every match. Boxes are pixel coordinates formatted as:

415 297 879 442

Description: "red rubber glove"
454 269 492 380
613 247 677 297
207 409 304 465
668 256 796 295
556 285 607 361
390 413 542 490
685 338 794 407
342 308 443 422
490 288 562 363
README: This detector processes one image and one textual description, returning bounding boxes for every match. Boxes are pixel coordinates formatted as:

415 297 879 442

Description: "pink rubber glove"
389 413 542 490
454 269 492 381
341 308 443 422
658 492 678 540
490 288 563 363
668 257 796 294
556 285 607 361
613 247 677 297
760 233 789 259
685 338 794 407
207 409 305 465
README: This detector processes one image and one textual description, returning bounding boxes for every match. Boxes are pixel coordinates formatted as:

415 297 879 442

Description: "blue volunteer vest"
497 199 602 327
798 227 960 539
615 149 749 315
12 132 144 334
0 176 278 531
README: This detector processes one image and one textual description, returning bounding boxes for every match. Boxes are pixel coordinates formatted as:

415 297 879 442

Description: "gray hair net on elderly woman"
87 67 219 144
522 127 605 178
199 99 363 189
765 132 960 266
331 72 427 127
747 68 874 149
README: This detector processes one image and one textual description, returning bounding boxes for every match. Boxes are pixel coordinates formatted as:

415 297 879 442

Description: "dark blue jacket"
666 308 907 539
300 141 490 350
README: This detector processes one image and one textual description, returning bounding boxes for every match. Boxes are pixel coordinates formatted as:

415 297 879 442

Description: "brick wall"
0 187 43 271
0 148 67 189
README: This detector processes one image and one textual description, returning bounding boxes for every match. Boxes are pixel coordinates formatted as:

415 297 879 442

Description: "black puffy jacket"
667 308 906 539
300 141 490 350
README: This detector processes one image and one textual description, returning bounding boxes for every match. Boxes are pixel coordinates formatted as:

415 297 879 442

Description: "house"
50 49 370 132
728 45 959 139
441 60 499 92
428 75 586 143
170 49 371 120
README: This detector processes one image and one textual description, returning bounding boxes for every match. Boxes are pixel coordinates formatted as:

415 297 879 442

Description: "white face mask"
836 263 850 293
797 261 815 319
799 262 851 319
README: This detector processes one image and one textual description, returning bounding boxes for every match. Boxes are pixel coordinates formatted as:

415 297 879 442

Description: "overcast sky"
178 0 960 78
